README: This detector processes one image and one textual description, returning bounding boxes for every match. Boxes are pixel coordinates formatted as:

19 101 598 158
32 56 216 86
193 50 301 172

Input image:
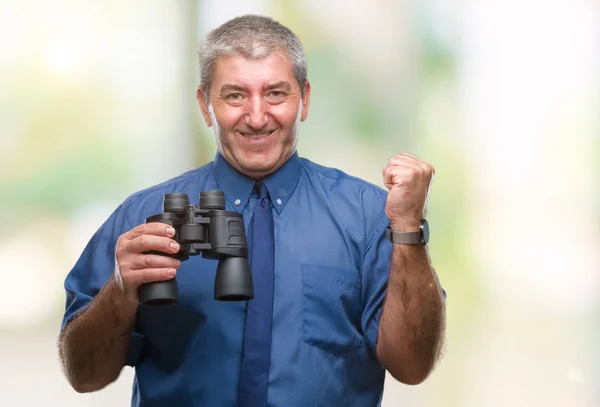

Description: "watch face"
421 219 430 244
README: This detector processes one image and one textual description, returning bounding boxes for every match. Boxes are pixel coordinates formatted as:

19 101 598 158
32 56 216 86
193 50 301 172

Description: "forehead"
212 53 296 90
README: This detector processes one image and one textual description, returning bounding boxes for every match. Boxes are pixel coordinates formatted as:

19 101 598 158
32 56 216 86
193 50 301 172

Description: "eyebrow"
218 81 292 94
264 81 292 91
218 84 246 93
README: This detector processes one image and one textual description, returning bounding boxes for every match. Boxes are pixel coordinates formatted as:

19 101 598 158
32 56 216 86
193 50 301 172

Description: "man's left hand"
382 153 435 232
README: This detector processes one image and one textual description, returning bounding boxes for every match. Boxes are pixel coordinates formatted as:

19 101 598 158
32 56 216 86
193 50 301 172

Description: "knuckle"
395 177 408 186
115 245 125 259
119 267 133 282
391 170 404 180
139 235 148 250
116 236 127 253
118 259 131 270
138 223 148 235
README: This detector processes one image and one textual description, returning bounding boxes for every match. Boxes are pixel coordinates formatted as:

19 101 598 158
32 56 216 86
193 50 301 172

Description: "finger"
389 166 416 187
390 157 435 184
127 234 180 255
400 152 422 162
388 154 428 172
383 165 395 190
388 153 421 166
122 222 176 241
383 164 413 189
121 267 177 288
390 164 433 190
121 253 182 271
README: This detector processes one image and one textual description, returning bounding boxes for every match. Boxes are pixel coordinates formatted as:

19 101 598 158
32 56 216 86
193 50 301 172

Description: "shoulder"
119 162 214 222
299 157 389 242
299 157 388 205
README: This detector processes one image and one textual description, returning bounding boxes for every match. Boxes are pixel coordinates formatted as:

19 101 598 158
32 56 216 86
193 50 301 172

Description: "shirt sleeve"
360 212 393 356
60 202 146 367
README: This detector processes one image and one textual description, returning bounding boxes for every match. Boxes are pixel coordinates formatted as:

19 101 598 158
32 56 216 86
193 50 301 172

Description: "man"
58 14 446 407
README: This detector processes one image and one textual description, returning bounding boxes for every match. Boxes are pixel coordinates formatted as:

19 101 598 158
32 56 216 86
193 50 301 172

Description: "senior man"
58 14 446 407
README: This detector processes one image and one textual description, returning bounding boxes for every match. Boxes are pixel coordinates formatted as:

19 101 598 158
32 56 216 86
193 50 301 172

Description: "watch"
385 219 429 245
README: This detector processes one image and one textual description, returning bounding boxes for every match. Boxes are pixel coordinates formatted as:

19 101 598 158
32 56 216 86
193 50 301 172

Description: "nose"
244 96 268 130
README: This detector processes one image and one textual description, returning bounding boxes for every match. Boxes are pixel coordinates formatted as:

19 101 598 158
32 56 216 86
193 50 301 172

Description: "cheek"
216 108 243 132
269 105 299 128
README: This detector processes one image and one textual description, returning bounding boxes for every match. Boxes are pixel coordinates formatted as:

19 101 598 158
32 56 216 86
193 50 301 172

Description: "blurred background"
1 0 599 405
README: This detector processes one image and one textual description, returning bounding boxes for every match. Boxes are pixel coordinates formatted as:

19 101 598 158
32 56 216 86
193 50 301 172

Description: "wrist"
389 219 421 232
108 278 139 308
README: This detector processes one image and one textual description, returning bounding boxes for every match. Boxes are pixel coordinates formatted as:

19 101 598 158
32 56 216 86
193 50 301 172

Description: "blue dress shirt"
61 152 395 406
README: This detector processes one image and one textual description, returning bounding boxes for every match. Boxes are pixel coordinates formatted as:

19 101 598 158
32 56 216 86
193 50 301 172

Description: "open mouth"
238 130 276 139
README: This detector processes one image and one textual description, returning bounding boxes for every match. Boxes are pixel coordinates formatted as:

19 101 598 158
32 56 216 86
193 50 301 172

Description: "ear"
301 81 311 122
196 86 212 127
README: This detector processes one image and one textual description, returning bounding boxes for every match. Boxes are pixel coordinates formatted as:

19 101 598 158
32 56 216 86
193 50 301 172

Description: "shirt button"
276 199 282 205
234 199 241 206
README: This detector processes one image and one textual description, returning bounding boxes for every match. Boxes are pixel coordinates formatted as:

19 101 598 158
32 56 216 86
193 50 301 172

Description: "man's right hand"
115 223 182 303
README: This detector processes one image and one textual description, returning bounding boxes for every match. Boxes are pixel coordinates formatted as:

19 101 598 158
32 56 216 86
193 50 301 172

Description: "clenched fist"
383 153 435 232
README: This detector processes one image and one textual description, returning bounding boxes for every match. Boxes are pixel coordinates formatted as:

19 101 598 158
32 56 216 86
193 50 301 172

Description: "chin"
240 156 279 178
243 163 275 178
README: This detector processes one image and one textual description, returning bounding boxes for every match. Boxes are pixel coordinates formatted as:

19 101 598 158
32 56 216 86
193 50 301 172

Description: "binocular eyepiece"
138 190 254 306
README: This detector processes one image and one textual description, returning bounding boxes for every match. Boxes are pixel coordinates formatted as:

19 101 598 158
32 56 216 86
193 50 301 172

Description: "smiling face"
197 53 310 179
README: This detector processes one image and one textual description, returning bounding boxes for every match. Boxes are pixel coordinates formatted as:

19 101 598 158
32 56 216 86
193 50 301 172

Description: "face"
197 53 310 179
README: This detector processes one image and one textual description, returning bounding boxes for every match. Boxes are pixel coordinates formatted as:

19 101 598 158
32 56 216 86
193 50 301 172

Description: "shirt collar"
212 151 302 214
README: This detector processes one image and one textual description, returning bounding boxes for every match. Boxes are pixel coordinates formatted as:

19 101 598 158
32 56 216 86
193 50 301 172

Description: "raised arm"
376 153 446 384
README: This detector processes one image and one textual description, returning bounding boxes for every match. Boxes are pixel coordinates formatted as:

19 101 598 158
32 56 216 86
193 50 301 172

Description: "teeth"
243 132 271 139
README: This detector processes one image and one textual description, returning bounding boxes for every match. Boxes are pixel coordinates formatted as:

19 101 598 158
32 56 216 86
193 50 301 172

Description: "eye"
228 93 242 100
266 91 286 102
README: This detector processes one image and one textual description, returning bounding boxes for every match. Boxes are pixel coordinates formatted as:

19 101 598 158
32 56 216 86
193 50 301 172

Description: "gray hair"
198 15 307 103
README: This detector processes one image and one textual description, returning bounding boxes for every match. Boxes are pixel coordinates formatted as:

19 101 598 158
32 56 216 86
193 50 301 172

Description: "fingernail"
173 259 181 267
168 268 176 277
166 227 175 236
170 241 180 251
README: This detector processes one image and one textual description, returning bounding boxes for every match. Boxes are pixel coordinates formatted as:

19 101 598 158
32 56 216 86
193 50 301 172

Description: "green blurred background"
1 0 598 405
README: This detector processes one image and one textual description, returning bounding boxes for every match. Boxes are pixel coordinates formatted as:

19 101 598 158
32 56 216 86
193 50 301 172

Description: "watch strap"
385 226 422 245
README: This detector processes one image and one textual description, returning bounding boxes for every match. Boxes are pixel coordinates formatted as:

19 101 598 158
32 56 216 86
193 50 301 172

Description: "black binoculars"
138 190 254 306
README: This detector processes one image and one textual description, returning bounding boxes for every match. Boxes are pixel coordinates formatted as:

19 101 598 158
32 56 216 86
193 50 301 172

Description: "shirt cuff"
366 306 385 356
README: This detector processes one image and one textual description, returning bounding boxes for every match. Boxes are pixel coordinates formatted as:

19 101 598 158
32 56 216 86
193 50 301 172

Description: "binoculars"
138 190 254 306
